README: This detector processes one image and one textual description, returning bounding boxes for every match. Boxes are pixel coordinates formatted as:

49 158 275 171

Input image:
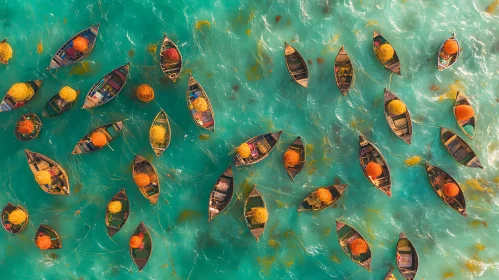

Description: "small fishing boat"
437 33 461 71
424 162 467 216
453 92 475 139
396 233 419 280
72 121 124 154
150 110 171 156
334 46 355 96
105 188 130 237
440 127 483 169
35 225 62 249
46 24 99 70
283 136 306 180
0 80 42 112
186 74 215 131
234 130 283 167
336 220 372 271
384 268 397 280
1 203 29 234
244 186 267 241
132 155 160 204
208 165 234 221
284 42 309 87
359 135 392 196
42 89 81 117
373 32 401 75
130 221 152 271
15 113 42 141
160 34 183 82
82 63 130 109
25 149 70 195
297 184 347 212
0 39 9 64
384 89 412 144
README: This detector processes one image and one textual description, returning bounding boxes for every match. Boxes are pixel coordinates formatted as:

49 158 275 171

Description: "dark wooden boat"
297 184 347 212
160 34 182 82
384 89 412 144
334 46 355 96
453 92 475 139
208 165 234 221
440 127 482 169
359 135 392 196
0 38 9 64
25 149 70 195
234 130 283 167
150 110 171 157
46 24 99 70
244 186 267 241
132 155 160 204
438 33 461 71
0 80 42 112
284 42 308 87
336 220 372 271
82 63 130 109
130 221 152 271
72 121 124 154
15 113 42 141
283 136 306 180
35 225 62 249
424 162 467 216
42 89 81 117
1 203 29 234
396 233 419 280
186 74 215 131
373 32 401 75
105 188 130 237
384 268 397 280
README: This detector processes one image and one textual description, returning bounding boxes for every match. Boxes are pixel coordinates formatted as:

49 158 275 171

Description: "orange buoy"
455 105 474 121
443 39 458 54
365 162 382 179
443 183 459 197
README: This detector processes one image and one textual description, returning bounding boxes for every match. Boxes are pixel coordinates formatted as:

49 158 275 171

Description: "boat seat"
257 138 271 154
398 253 413 268
213 191 226 201
444 135 457 146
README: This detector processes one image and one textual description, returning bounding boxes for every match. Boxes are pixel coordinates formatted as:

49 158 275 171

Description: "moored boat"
453 92 475 139
43 88 81 117
336 220 372 271
234 130 283 167
150 110 171 157
359 135 392 196
0 39 11 64
72 121 124 154
160 34 182 82
15 113 42 141
440 127 482 169
373 32 401 75
82 63 130 109
1 203 29 234
130 221 152 271
396 233 419 280
208 165 234 221
384 89 412 144
0 80 42 112
438 33 461 71
283 136 306 180
132 155 160 204
244 186 267 241
334 46 355 96
35 225 62 250
186 74 215 131
106 188 130 237
297 184 347 212
284 42 309 87
25 149 70 195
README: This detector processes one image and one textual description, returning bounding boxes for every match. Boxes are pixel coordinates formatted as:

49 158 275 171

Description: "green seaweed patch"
275 200 288 208
199 134 210 140
257 256 276 275
69 61 93 76
74 182 83 194
330 254 341 263
240 179 253 199
128 49 135 57
442 271 454 278
268 239 280 248
177 210 202 223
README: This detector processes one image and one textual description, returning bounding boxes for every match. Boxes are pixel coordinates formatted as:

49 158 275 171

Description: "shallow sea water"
1 0 499 279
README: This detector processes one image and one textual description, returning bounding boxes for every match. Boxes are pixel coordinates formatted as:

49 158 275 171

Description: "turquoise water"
1 0 499 279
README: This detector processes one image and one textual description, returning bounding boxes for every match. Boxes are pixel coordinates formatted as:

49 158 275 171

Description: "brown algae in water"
177 210 203 223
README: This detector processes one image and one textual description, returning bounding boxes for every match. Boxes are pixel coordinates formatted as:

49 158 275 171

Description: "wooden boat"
150 110 171 156
0 39 9 64
42 89 81 117
186 74 215 131
35 225 62 249
438 33 461 71
283 136 306 180
25 149 70 195
132 155 160 204
359 135 392 196
15 113 42 141
105 188 130 237
396 233 419 280
297 184 347 212
424 162 467 216
336 220 372 271
373 32 401 75
1 203 29 234
334 46 355 96
72 121 124 154
234 130 283 167
0 80 42 112
384 89 412 144
130 221 152 271
46 24 99 70
440 127 482 169
384 268 397 280
453 92 475 139
244 186 267 241
82 63 130 109
284 42 309 87
208 165 234 221
160 34 182 82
